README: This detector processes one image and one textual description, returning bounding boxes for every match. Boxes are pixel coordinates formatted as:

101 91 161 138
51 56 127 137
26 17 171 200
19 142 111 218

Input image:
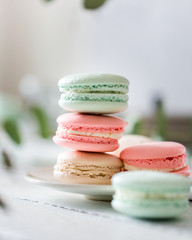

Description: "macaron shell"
53 136 119 152
171 165 191 177
57 112 127 128
120 142 186 160
112 171 191 190
58 73 129 87
57 151 123 166
112 198 189 219
58 100 128 114
123 154 186 170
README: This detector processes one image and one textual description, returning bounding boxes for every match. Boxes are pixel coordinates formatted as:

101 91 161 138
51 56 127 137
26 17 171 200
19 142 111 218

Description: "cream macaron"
111 134 153 157
54 151 123 185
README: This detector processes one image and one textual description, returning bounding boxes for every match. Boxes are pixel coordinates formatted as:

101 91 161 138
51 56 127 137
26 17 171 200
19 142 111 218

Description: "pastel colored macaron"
112 171 191 219
120 142 191 176
58 73 129 114
54 151 123 185
111 134 153 157
53 113 127 152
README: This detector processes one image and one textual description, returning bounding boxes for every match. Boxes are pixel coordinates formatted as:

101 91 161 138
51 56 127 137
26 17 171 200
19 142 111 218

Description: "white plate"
25 167 114 201
25 167 192 201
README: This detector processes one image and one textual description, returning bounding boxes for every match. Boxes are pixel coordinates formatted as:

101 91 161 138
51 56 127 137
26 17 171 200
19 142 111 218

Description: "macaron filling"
124 163 186 172
114 190 188 201
54 162 122 179
56 123 124 144
57 125 123 139
55 133 118 145
57 129 123 139
60 92 128 103
170 165 191 176
59 84 129 94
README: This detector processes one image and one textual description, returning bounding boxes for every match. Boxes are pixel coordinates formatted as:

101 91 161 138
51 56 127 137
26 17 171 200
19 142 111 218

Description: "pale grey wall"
1 0 192 115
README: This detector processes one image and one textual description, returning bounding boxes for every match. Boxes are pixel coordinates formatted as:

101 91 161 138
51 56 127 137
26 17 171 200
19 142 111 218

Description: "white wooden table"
0 140 192 240
0 167 192 240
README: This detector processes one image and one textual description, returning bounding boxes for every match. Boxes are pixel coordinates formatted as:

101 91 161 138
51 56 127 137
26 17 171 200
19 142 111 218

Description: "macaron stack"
53 73 191 219
53 73 129 184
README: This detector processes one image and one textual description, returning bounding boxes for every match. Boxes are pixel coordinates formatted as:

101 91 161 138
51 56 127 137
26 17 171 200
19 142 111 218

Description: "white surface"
0 169 192 240
1 167 192 240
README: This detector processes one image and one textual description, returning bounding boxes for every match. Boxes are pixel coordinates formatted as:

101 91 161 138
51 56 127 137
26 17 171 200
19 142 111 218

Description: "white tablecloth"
1 167 192 240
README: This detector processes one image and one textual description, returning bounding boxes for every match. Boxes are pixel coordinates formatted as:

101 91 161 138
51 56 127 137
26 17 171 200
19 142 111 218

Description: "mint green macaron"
112 171 191 219
58 73 129 114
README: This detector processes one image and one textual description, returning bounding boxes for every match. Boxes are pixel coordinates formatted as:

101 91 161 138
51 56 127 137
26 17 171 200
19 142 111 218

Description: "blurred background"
0 0 192 169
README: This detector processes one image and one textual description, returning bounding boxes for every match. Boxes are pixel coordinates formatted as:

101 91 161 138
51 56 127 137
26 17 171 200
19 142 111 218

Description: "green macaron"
58 73 129 114
112 171 191 219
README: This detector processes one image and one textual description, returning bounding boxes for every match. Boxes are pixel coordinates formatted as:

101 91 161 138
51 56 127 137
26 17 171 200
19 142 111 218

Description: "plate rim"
25 167 114 193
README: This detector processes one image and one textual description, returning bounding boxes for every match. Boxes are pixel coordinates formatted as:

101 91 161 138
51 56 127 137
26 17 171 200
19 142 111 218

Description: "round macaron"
53 113 127 152
54 151 123 185
120 141 191 177
58 73 129 114
112 171 191 219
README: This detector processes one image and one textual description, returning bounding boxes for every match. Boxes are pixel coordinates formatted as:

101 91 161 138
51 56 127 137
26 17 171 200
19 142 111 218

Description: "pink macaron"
53 113 127 152
120 141 191 177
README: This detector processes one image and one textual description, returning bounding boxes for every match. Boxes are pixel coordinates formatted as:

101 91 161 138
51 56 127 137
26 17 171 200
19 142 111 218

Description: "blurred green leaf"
2 150 13 169
2 118 22 144
155 99 167 139
130 119 144 135
0 93 21 122
83 0 107 9
30 105 51 138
